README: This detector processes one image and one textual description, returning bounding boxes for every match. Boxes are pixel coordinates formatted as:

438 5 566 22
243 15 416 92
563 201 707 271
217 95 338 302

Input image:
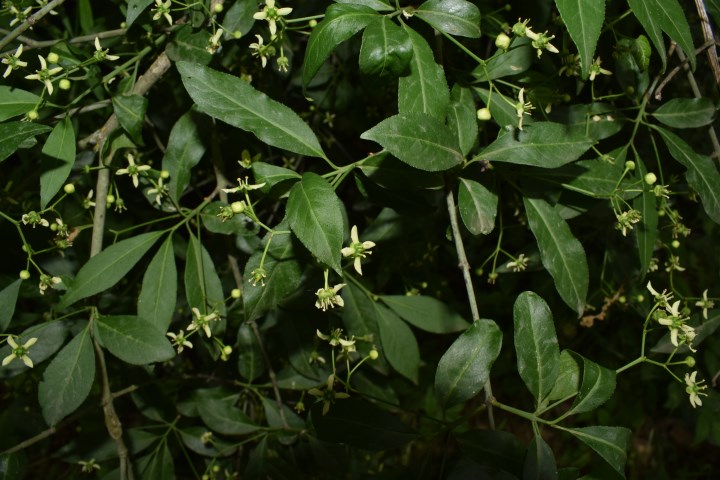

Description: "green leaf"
524 197 589 315
633 158 658 278
0 321 68 378
251 162 301 192
261 395 305 431
550 103 625 141
458 178 498 235
557 352 616 419
474 87 522 129
201 202 259 236
167 25 213 65
243 230 303 322
126 0 154 26
563 426 630 478
302 4 379 87
198 396 260 435
137 441 174 480
627 0 695 71
526 155 633 198
376 302 420 383
341 282 384 365
651 312 720 354
0 451 25 479
162 109 206 202
447 85 478 156
137 236 177 331
547 350 580 401
359 17 412 77
311 397 418 450
177 61 325 159
38 328 95 425
357 152 444 189
286 172 344 273
185 235 226 316
336 0 393 11
523 434 558 480
555 0 604 78
456 429 524 476
473 40 533 81
656 127 720 224
0 280 21 332
513 292 560 405
58 231 163 310
40 118 76 209
652 98 716 129
435 319 503 408
416 0 481 38
222 1 256 38
0 86 41 122
237 323 265 382
0 122 51 163
112 94 147 145
380 295 470 333
472 123 594 168
398 25 450 119
95 315 175 365
361 113 463 172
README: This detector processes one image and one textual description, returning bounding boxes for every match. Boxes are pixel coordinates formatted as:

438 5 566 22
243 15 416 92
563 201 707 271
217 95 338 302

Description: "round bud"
625 160 635 171
233 30 242 39
27 110 38 120
63 183 75 194
671 240 680 249
231 288 241 299
369 349 379 360
309 19 317 28
213 3 223 13
495 32 511 51
685 356 696 367
475 267 483 276
223 345 232 355
59 79 71 90
231 201 246 214
106 194 115 204
21 245 28 252
160 169 170 179
658 209 666 217
47 52 60 64
636 294 645 303
120 22 127 29
618 295 627 304
477 107 492 121
19 270 31 280
50 222 58 231
644 172 657 185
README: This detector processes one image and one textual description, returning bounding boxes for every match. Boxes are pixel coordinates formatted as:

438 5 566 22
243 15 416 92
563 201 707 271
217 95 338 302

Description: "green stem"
616 355 646 374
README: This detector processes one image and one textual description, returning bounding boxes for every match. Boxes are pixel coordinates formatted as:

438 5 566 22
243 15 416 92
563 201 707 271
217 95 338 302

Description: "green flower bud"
685 356 696 367
477 107 492 121
309 19 317 28
59 78 71 90
213 3 223 13
671 240 680 249
644 172 657 185
495 32 511 51
160 169 170 179
106 194 115 204
27 110 38 120
47 52 60 64
233 30 242 39
231 288 241 299
63 183 75 194
625 160 635 171
19 270 31 280
369 349 379 360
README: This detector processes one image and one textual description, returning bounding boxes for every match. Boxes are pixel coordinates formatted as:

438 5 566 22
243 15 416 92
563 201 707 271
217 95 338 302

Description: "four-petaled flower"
9 5 32 27
695 289 714 320
2 45 28 78
166 330 193 353
187 307 219 338
78 459 101 473
249 267 267 287
116 153 151 188
515 88 534 130
24 55 63 95
307 374 350 415
588 57 612 81
315 283 345 311
316 328 355 352
684 371 708 408
253 0 293 36
93 37 120 62
249 35 272 68
21 210 49 228
341 225 375 275
147 177 168 205
222 176 266 194
507 253 529 272
152 0 173 25
646 281 672 308
38 273 61 295
2 336 38 368
656 300 696 351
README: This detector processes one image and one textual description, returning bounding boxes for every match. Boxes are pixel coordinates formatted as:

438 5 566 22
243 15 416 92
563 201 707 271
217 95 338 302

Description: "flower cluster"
341 225 375 275
21 210 49 228
615 209 641 236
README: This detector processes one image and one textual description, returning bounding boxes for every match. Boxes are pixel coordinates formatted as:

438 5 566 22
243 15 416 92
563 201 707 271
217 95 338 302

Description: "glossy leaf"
447 85 478 156
112 94 147 145
376 302 420 383
302 4 378 87
167 26 213 65
472 123 594 168
513 292 560 405
0 122 51 163
361 113 463 172
137 235 177 331
336 0 393 11
126 0 153 26
58 231 163 310
185 235 226 316
416 0 481 38
523 434 558 480
222 0 257 38
458 178 498 235
380 294 470 333
656 127 720 224
0 86 41 122
95 315 175 365
627 0 695 70
359 17 412 77
161 109 206 202
435 319 503 408
198 396 260 435
398 25 450 119
527 156 632 198
40 117 76 209
524 197 589 315
251 162 301 192
558 352 616 419
550 103 624 141
547 350 580 401
201 202 259 236
178 61 325 158
472 40 533 81
311 397 418 450
563 426 630 478
286 172 344 273
652 98 716 129
633 158 658 278
237 323 265 382
243 229 303 322
0 280 21 332
474 87 522 128
38 328 95 426
555 0 604 78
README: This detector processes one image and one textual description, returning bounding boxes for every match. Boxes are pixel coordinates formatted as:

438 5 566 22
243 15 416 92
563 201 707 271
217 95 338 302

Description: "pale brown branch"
0 0 66 51
695 0 720 86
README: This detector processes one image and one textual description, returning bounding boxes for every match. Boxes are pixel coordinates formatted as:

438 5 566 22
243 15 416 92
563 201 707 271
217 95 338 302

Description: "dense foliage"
1 0 719 478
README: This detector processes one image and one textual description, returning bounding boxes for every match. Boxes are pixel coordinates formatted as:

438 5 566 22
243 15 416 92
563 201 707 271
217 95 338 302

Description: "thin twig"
0 28 126 56
445 186 495 429
695 0 720 86
654 40 715 101
1 426 56 455
0 0 66 51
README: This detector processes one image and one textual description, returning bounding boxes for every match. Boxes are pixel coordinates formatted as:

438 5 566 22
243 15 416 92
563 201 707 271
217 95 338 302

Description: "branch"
0 28 126 56
0 0 66 51
695 0 720 86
